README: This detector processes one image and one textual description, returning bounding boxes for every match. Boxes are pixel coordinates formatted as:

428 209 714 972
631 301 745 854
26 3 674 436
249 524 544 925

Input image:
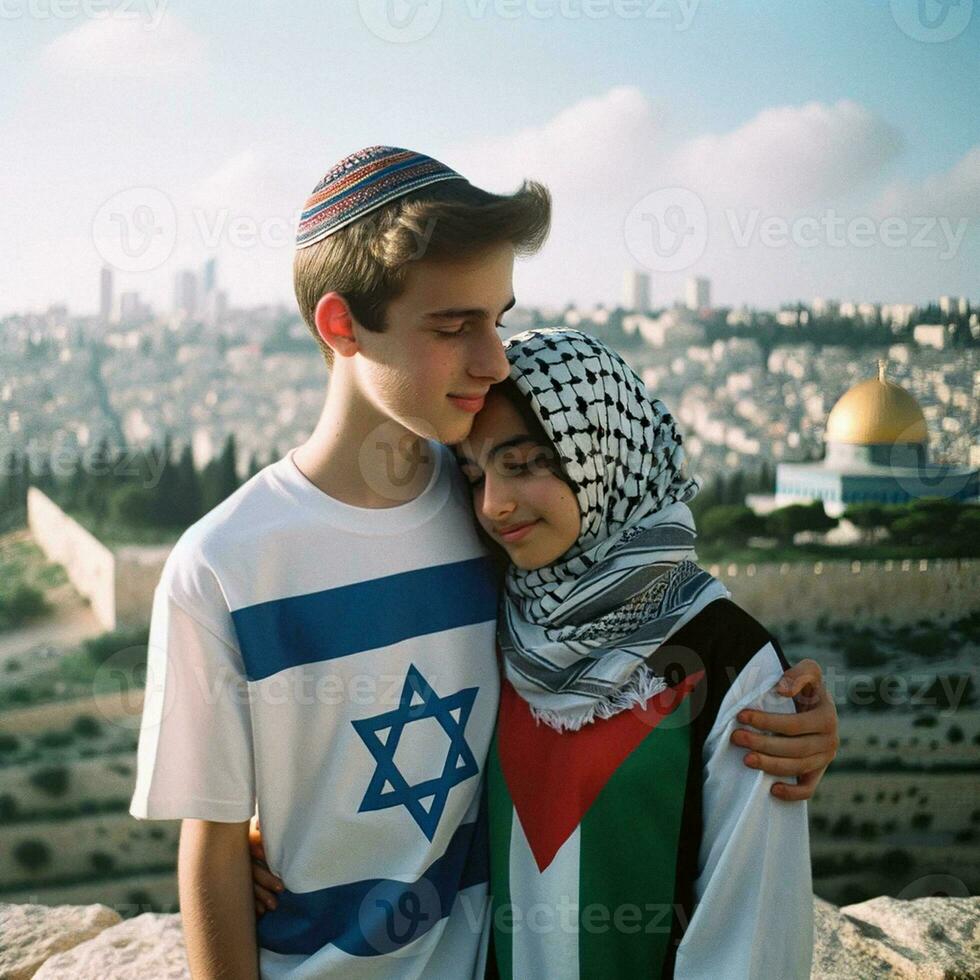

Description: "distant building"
119 291 152 325
913 323 948 350
685 276 710 313
623 308 705 348
623 268 651 314
174 269 199 318
881 303 917 329
811 297 839 318
99 266 113 324
752 361 979 517
203 257 217 295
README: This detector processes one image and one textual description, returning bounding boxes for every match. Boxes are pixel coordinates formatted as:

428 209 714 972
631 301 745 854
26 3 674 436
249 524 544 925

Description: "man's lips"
495 520 540 542
448 393 487 413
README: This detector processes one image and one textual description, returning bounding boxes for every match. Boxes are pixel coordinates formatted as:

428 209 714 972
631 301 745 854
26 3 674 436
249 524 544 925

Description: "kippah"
295 145 467 249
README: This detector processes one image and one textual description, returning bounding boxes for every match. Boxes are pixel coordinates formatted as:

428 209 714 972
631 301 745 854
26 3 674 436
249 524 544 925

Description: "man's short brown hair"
294 178 551 367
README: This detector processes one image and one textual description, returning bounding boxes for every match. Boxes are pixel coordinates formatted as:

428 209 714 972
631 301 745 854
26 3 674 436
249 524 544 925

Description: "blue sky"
2 0 978 317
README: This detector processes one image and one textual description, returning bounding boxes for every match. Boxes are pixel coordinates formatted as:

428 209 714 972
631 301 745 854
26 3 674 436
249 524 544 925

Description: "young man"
130 146 838 979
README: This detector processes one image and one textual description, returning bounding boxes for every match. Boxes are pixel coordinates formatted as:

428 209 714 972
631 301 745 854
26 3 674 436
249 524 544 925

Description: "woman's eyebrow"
455 435 536 467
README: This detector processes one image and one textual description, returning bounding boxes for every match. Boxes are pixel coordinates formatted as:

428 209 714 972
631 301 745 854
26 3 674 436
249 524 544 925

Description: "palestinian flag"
486 598 792 979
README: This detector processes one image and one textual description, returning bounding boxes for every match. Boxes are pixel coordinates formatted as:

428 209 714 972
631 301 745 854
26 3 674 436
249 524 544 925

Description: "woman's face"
454 387 581 570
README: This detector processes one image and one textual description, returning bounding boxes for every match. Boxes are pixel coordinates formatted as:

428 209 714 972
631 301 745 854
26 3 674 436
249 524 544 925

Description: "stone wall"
26 489 170 631
25 484 978 632
27 489 116 630
708 556 978 626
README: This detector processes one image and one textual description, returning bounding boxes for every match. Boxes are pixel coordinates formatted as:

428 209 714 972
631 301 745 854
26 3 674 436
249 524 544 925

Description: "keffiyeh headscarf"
499 328 731 731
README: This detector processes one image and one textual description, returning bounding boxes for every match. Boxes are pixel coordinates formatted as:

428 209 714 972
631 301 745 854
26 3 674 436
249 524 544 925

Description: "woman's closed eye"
463 456 549 488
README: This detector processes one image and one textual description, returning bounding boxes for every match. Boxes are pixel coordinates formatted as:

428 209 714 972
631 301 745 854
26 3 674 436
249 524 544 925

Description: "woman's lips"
448 394 486 413
497 520 540 543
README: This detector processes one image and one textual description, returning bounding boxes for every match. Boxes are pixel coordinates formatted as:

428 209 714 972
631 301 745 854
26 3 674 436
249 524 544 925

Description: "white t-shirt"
130 441 501 979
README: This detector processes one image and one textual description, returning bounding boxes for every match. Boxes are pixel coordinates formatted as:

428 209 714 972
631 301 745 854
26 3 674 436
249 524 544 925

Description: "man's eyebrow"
423 296 517 321
455 434 537 467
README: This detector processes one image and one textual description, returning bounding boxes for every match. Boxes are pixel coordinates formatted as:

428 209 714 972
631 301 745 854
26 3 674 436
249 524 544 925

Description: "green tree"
843 503 889 543
202 434 240 512
766 502 837 544
172 443 203 526
699 505 765 547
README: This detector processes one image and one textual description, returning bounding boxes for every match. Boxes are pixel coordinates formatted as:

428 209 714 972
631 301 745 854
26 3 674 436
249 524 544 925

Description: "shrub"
879 849 913 875
29 765 69 797
37 731 74 748
858 821 878 840
72 714 103 738
82 627 150 667
13 839 51 871
0 793 19 820
699 505 765 546
0 733 21 753
842 637 887 669
0 584 49 626
910 813 933 831
90 851 116 874
126 888 154 913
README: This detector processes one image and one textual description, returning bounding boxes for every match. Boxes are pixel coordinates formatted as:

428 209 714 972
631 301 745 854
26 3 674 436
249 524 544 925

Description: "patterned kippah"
295 145 468 249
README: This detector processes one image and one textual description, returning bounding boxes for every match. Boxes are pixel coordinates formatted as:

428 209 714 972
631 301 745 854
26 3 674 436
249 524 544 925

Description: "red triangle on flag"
497 671 704 873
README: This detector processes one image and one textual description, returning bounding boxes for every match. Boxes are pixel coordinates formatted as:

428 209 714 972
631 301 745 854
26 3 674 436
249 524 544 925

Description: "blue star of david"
352 664 480 841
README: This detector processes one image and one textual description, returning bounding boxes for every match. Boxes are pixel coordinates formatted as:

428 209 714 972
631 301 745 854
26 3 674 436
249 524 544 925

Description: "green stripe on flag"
578 695 692 976
487 728 515 980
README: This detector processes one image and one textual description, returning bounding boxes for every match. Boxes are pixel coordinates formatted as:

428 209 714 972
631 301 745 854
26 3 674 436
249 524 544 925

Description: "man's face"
350 241 515 446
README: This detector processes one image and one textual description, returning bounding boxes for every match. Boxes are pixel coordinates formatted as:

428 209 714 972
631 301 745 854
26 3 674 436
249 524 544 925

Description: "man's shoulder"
158 459 292 607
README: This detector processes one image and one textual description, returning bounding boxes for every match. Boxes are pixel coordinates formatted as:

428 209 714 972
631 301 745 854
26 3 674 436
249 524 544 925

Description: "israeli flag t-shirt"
130 441 501 979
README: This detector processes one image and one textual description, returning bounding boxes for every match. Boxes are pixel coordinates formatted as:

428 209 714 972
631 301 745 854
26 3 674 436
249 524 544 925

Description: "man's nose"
468 327 510 383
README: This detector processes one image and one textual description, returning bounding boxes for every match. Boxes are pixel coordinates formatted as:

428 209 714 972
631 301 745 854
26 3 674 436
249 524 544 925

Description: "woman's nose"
481 473 515 521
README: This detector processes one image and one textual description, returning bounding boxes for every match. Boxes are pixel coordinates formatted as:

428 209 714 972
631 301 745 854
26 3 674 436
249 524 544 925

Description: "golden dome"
825 360 928 445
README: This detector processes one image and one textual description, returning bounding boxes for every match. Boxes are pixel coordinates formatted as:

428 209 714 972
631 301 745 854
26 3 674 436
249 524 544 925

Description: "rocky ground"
0 895 978 978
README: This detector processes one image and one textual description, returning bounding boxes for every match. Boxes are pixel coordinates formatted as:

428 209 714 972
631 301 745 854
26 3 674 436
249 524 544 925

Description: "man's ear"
314 292 358 360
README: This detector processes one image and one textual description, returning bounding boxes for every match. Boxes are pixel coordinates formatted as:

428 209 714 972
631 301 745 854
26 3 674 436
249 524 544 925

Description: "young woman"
250 328 834 978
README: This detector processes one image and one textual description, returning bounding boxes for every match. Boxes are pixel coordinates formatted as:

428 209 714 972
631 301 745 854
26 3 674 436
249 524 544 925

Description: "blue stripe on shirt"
231 556 499 682
257 794 490 957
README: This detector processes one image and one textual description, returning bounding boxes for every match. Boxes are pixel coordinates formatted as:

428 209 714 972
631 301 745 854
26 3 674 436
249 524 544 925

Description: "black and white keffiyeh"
499 328 731 731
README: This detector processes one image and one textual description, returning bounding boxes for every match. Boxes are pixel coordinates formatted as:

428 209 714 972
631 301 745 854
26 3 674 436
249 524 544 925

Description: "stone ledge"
1 895 978 978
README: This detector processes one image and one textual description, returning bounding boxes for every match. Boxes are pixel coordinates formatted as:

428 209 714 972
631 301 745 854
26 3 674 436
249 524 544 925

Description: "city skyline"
2 1 978 317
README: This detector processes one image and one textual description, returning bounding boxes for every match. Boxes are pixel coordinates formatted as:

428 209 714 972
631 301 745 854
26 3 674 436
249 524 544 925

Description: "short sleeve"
129 569 256 822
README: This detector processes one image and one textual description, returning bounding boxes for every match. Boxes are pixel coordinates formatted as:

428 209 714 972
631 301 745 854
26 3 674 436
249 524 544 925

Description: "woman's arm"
733 658 839 800
674 646 814 980
248 815 285 917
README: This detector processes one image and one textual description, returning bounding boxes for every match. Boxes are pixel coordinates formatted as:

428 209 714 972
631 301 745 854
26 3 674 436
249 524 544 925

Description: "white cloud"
874 145 980 220
448 85 668 197
41 10 205 80
664 98 905 210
